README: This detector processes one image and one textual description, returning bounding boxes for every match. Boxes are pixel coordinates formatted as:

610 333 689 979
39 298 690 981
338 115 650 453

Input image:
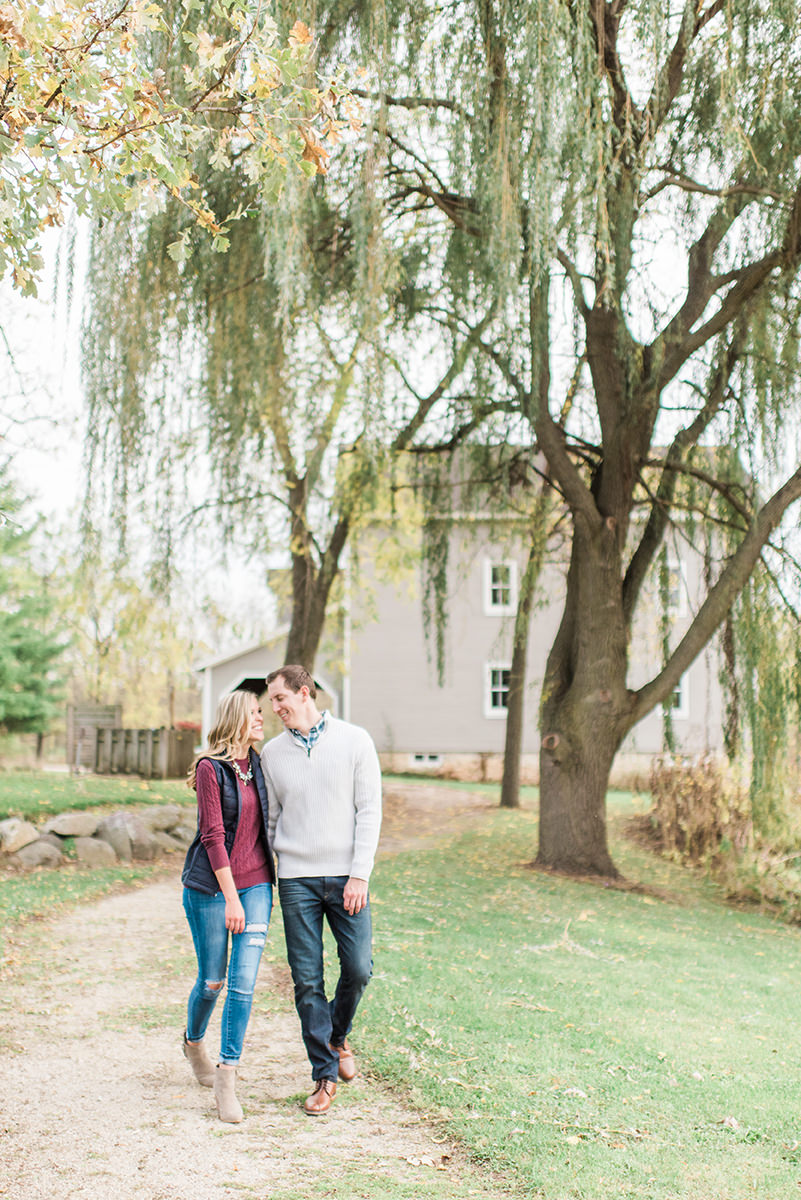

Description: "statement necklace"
232 758 253 785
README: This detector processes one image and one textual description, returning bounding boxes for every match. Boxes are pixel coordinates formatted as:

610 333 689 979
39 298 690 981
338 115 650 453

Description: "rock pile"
0 805 197 872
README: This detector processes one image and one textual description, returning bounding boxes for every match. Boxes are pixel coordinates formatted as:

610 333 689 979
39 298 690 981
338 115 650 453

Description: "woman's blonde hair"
187 689 259 791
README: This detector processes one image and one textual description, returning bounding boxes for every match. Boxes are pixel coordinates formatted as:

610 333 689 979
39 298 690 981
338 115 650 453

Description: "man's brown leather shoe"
304 1078 336 1115
330 1040 357 1081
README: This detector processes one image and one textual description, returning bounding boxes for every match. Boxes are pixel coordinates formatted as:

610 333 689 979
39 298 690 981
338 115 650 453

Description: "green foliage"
0 473 65 735
362 803 801 1199
0 0 343 293
48 531 206 728
732 569 800 837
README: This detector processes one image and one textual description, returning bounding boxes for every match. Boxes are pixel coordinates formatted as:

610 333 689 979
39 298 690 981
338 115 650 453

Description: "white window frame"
484 662 512 718
410 753 443 767
483 558 518 615
670 674 689 720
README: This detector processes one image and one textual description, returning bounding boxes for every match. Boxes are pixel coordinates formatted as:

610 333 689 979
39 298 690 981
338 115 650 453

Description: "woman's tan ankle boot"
182 1034 215 1087
214 1065 243 1123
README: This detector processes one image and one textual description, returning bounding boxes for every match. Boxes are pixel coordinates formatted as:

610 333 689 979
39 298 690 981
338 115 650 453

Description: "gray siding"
350 521 725 760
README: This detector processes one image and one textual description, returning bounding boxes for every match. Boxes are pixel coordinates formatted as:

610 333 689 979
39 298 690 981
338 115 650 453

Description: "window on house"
484 559 517 614
485 664 511 717
411 753 443 766
671 675 689 719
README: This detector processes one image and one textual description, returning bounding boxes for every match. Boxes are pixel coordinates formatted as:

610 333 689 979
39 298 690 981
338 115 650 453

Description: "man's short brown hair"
265 664 317 699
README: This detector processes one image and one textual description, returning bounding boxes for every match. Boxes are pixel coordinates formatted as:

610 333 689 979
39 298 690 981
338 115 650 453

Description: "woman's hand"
225 895 246 934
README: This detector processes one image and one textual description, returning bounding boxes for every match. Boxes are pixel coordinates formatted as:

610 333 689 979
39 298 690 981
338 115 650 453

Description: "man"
260 664 382 1115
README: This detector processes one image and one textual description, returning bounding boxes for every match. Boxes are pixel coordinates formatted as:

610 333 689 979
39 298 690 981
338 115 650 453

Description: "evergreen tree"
0 474 64 736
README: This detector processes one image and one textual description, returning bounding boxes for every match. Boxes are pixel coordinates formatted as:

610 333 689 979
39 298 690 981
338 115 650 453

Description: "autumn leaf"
0 5 26 49
299 123 329 174
289 20 312 46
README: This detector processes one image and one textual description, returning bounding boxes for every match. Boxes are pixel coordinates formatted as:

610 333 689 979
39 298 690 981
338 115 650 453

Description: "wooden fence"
67 704 123 771
94 727 196 779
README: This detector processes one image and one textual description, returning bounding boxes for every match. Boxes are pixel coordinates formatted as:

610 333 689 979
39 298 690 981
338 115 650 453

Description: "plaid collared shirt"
288 710 328 756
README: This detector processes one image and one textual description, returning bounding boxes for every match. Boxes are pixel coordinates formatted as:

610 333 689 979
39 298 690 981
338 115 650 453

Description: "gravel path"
0 782 502 1200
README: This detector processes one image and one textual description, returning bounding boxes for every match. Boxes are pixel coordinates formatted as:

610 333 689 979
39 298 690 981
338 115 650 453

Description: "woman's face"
240 697 264 748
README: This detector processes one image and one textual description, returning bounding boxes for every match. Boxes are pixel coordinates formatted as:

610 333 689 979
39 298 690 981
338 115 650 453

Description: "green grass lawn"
0 770 191 821
359 797 801 1200
3 772 800 1198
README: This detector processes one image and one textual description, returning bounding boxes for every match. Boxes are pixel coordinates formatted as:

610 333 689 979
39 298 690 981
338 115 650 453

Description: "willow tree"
83 0 484 670
297 0 801 874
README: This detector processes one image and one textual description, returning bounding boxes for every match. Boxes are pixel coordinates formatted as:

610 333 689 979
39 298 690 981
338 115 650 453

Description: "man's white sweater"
260 717 382 880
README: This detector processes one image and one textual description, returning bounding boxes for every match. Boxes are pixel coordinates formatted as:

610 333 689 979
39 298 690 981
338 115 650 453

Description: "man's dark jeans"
278 876 373 1081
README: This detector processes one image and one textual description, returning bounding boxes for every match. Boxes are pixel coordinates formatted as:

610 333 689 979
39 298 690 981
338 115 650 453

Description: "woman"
181 689 275 1123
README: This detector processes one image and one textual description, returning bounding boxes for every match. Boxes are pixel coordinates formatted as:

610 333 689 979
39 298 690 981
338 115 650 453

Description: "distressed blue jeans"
183 882 272 1064
278 876 373 1081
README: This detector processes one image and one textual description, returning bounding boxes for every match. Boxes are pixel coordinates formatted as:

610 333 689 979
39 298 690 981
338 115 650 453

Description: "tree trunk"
500 531 544 809
285 571 330 669
284 479 351 671
536 710 620 876
535 520 631 877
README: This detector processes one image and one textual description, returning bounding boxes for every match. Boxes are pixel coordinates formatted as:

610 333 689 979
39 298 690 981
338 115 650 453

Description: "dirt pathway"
0 783 503 1200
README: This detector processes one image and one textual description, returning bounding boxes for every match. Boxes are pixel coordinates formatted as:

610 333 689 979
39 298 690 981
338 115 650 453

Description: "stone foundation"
380 750 666 792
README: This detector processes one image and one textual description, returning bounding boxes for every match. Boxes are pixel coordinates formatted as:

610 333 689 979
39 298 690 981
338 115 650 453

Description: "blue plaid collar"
289 710 328 756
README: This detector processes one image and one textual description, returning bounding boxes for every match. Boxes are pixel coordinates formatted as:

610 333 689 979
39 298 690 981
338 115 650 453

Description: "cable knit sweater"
260 716 382 881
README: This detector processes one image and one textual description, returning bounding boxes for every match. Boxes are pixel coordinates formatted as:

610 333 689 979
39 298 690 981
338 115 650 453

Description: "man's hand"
343 876 368 915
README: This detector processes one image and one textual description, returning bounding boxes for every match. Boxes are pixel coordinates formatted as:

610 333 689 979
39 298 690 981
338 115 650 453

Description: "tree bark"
535 466 801 876
535 516 631 876
500 525 545 809
283 476 352 671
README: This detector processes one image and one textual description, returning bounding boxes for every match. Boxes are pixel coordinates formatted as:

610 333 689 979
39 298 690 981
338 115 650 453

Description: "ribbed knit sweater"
260 717 382 881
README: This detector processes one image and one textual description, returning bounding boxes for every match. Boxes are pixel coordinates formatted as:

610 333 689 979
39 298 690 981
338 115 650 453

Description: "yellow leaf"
289 20 312 45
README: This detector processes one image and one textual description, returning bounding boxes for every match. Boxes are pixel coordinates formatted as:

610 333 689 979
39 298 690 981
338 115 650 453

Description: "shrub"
649 755 751 864
715 843 801 925
646 756 801 925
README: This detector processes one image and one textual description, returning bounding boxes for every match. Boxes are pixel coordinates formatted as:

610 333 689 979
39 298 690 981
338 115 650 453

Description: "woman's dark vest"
181 749 275 894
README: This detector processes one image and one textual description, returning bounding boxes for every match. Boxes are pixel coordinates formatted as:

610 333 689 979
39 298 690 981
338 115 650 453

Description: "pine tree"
0 474 64 736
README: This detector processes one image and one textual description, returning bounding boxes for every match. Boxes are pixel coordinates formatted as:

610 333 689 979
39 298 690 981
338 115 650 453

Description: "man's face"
267 676 307 728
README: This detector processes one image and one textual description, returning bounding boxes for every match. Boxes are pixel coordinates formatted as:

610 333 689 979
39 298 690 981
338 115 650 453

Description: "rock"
95 812 133 862
150 830 185 854
171 823 197 848
94 811 162 861
139 804 185 833
42 812 100 838
74 837 117 866
0 818 40 855
123 814 162 861
11 840 64 869
37 832 66 851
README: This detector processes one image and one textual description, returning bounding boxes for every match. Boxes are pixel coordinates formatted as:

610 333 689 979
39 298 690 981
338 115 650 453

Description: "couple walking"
180 664 382 1120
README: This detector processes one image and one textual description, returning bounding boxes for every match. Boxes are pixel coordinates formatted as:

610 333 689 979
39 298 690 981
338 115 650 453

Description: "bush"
715 844 801 924
646 756 801 925
649 755 751 863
